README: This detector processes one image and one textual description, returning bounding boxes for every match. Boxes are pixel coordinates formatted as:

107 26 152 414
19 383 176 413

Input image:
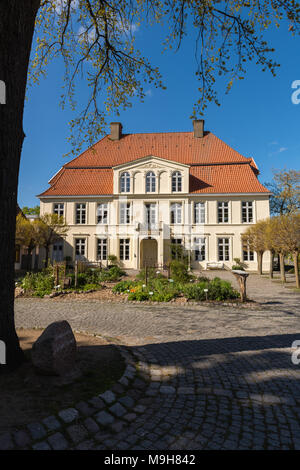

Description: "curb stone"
0 340 144 450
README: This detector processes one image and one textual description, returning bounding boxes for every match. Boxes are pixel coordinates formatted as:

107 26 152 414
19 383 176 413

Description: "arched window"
146 171 156 193
120 172 130 193
172 171 182 192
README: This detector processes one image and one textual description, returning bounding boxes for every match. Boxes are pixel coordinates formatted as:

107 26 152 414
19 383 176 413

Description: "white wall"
40 193 270 271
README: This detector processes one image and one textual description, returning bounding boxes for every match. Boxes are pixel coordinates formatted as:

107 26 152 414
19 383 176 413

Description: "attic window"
172 171 182 192
120 172 130 193
146 171 156 193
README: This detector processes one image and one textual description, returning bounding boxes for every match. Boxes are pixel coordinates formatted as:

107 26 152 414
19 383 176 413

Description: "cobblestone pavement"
4 273 300 450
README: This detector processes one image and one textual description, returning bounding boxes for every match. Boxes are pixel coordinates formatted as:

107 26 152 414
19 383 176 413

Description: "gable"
113 155 190 195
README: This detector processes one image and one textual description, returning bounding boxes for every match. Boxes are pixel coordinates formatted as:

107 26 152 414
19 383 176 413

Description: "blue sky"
19 15 300 208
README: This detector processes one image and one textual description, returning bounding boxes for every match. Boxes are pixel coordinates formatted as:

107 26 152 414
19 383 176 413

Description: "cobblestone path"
3 274 300 450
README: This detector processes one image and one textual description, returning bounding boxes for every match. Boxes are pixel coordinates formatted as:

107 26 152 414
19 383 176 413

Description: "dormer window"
146 171 156 193
120 172 130 193
172 171 182 192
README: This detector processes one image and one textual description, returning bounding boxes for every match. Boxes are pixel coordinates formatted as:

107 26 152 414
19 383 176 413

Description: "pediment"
113 155 189 172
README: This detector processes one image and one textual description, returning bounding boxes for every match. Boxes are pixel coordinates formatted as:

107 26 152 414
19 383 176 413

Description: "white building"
38 121 271 271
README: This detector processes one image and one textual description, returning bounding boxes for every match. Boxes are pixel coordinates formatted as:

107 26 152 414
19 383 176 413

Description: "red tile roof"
64 131 252 167
189 164 268 194
39 130 270 196
41 168 113 196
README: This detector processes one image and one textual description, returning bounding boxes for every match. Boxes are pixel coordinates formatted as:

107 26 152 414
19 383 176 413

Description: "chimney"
110 122 122 141
193 119 204 138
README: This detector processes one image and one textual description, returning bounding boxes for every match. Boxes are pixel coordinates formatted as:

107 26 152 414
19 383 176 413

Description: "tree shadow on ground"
128 332 300 396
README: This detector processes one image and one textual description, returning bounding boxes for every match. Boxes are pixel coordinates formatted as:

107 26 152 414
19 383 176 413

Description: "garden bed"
16 262 246 303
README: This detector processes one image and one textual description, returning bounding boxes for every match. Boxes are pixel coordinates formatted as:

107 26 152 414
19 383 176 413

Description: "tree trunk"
269 250 274 279
257 251 263 275
233 272 249 302
279 252 286 283
293 251 300 289
45 245 50 268
0 0 41 371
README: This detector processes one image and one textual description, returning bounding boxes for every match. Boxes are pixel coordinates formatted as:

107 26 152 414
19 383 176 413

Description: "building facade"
38 121 271 271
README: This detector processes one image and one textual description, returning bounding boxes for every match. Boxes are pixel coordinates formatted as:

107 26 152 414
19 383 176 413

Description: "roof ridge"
120 130 197 136
64 160 253 170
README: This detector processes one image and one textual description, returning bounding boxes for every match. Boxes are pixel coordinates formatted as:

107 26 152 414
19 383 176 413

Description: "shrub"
183 277 239 301
147 278 180 301
232 265 245 271
183 285 204 301
170 260 191 283
85 268 102 284
183 279 210 301
69 270 103 287
232 258 247 271
70 272 89 287
128 290 150 301
208 277 239 301
108 254 119 266
99 265 126 282
151 291 175 302
21 271 54 297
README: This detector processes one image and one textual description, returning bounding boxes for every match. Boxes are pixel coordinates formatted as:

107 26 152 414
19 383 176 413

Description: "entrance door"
140 239 158 268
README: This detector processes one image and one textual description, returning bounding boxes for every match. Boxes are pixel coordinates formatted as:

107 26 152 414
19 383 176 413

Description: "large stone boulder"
31 321 77 376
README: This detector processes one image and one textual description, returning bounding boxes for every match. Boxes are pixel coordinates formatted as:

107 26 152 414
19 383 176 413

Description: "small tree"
274 214 300 288
15 213 37 270
34 214 69 268
268 216 288 283
108 254 119 267
265 169 300 216
242 220 267 275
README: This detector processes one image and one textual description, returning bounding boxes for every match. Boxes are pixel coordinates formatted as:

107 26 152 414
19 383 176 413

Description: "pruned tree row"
242 213 300 288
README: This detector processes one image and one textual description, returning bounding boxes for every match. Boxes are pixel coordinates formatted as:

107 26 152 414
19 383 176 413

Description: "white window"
97 203 108 224
194 237 206 261
218 202 229 223
243 242 254 261
242 201 253 223
120 172 130 193
145 203 156 227
76 203 86 224
218 237 230 261
194 202 205 224
172 171 182 192
97 238 107 260
146 171 156 193
53 203 64 217
75 238 86 258
170 203 182 224
120 238 130 260
119 202 131 224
